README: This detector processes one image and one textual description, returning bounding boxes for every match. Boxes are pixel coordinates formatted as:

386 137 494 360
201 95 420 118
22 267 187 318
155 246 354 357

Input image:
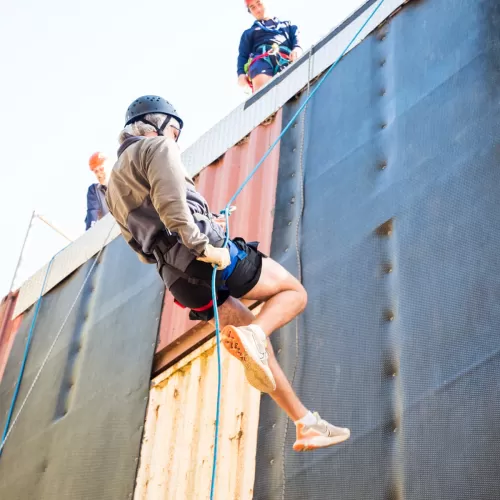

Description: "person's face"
93 164 107 185
162 116 181 142
166 123 181 142
247 0 268 20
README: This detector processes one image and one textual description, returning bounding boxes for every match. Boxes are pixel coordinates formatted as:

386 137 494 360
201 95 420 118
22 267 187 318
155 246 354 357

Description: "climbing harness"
209 0 387 498
243 18 296 91
244 43 292 91
152 211 239 292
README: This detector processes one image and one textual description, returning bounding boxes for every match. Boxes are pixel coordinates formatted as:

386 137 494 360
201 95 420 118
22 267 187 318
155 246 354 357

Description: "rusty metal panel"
0 292 21 383
135 337 261 500
156 111 283 353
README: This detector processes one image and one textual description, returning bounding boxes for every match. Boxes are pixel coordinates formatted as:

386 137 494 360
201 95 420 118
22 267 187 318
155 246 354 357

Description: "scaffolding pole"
8 210 35 293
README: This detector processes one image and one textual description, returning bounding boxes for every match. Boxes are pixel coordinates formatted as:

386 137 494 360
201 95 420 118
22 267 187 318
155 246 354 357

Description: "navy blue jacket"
237 18 301 76
85 183 109 230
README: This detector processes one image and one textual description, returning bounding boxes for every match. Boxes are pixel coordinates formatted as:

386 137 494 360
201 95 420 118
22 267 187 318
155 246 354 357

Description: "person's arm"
237 29 252 77
288 23 303 61
85 185 99 230
143 137 210 256
289 23 301 49
142 137 230 269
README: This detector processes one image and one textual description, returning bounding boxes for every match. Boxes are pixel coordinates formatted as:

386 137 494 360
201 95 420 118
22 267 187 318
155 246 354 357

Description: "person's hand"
196 244 231 269
238 74 252 93
238 74 249 87
291 47 303 62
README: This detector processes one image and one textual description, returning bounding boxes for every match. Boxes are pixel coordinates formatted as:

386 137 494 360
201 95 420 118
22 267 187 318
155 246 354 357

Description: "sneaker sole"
293 432 350 452
222 325 276 393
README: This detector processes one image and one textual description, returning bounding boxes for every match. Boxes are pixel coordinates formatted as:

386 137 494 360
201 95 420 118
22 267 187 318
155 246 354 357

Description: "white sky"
0 0 364 297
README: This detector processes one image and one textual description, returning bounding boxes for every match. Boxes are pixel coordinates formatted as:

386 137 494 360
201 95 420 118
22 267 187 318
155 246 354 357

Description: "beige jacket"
105 136 225 270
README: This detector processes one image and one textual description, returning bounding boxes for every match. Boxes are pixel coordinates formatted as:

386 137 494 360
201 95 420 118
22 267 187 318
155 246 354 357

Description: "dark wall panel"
255 0 500 499
0 236 164 499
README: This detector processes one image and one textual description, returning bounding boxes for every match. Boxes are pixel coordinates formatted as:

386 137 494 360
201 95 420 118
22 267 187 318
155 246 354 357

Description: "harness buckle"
269 43 280 56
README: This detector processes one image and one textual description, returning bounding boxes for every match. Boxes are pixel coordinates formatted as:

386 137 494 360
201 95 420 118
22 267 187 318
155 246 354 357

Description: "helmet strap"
157 116 171 136
141 115 180 142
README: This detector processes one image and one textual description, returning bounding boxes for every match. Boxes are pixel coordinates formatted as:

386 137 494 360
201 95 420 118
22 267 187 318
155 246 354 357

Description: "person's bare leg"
210 297 308 421
213 261 351 450
216 257 306 394
209 297 255 329
265 341 308 420
252 73 273 92
242 257 307 336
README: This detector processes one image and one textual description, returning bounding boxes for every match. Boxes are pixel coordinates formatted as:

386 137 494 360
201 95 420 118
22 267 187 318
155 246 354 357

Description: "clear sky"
0 0 364 298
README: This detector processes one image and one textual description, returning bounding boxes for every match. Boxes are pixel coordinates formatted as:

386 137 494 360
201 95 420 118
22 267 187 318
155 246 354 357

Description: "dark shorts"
248 58 275 79
169 237 266 322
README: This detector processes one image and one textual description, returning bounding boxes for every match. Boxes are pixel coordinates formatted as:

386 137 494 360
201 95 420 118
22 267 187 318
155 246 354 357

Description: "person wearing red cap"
85 152 110 230
237 0 303 92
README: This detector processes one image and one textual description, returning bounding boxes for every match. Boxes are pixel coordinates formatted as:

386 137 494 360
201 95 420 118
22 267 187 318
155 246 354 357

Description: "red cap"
88 152 106 171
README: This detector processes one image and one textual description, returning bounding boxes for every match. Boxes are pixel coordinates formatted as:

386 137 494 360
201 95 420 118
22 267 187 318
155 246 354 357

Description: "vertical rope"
0 255 55 457
210 1 387 494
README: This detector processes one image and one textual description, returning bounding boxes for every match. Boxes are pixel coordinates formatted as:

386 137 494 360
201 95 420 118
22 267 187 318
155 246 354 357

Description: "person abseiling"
105 94 350 452
237 0 302 93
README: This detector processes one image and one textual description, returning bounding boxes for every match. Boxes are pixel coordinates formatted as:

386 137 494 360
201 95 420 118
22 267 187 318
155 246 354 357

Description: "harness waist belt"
151 234 177 263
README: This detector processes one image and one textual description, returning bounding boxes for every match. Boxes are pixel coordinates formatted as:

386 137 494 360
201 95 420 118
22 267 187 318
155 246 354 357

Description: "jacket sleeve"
142 137 209 257
116 220 156 264
85 185 99 230
237 29 252 76
289 23 301 49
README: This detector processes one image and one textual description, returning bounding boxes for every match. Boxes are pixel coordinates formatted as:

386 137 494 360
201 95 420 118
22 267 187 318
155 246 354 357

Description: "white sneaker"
221 324 276 393
293 412 350 452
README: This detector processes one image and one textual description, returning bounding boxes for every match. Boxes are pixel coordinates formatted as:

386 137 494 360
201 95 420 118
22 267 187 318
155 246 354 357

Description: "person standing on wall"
237 0 303 93
105 95 350 452
85 152 110 230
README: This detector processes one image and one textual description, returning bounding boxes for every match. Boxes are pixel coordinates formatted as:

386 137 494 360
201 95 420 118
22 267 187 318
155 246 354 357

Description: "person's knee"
252 74 271 91
278 277 308 313
296 283 308 313
284 275 307 313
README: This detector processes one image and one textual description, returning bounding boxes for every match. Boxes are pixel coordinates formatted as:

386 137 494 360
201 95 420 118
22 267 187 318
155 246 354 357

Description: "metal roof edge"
13 215 121 318
12 0 405 319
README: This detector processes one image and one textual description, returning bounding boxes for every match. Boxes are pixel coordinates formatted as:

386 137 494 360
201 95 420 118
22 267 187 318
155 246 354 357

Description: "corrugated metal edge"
12 0 405 319
13 214 120 318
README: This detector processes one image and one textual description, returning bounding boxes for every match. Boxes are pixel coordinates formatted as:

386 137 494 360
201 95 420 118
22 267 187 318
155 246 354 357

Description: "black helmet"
124 95 184 129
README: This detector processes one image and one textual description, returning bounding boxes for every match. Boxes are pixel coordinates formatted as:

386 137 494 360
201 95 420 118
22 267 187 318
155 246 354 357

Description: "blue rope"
0 256 55 457
209 0 386 496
